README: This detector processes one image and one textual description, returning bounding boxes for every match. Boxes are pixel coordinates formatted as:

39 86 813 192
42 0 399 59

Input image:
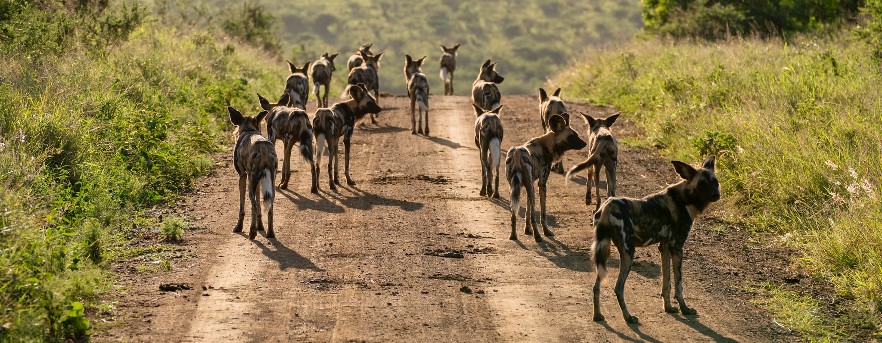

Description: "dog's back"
311 53 336 86
539 88 568 132
471 59 504 110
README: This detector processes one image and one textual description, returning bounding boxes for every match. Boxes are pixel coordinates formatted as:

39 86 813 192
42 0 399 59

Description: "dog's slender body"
439 43 460 95
313 84 381 188
284 61 310 110
474 104 503 198
405 55 430 135
567 112 620 211
310 52 338 108
505 114 586 242
229 106 277 239
538 87 570 173
258 93 317 193
592 156 720 324
471 59 504 111
347 50 383 124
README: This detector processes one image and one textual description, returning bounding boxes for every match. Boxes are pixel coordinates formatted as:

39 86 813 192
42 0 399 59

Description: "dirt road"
99 95 789 342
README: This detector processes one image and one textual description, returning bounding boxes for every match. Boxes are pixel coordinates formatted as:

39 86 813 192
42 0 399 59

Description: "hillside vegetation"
556 34 882 340
0 2 281 340
173 0 643 95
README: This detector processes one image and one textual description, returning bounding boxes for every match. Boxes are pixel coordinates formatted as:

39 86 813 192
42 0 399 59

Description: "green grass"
555 34 882 338
169 0 643 95
0 4 283 340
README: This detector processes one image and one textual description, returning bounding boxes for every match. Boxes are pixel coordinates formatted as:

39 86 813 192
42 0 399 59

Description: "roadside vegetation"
0 1 281 340
556 0 882 340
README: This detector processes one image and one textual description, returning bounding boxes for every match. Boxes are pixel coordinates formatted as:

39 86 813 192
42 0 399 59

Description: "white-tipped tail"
440 67 450 83
262 169 274 208
510 173 521 213
489 138 501 170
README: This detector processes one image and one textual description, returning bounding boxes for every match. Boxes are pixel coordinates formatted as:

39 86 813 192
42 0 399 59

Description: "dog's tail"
592 208 613 279
440 67 450 84
489 137 501 171
566 153 599 183
299 125 314 164
416 88 429 111
261 167 274 207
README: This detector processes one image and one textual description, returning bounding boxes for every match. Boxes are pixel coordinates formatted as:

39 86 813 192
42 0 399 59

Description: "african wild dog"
505 114 586 242
591 155 720 324
229 106 278 239
312 105 343 191
539 87 569 173
439 43 461 95
285 60 310 110
347 43 373 71
471 59 504 111
316 83 381 187
347 50 384 125
566 112 620 211
473 104 503 198
310 52 339 108
405 55 430 135
257 93 317 193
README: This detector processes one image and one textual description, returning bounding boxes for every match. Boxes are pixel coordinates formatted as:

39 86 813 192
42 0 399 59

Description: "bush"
160 217 186 242
220 1 280 54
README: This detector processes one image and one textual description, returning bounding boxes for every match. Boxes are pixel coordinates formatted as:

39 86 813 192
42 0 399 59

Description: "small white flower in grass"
824 160 838 170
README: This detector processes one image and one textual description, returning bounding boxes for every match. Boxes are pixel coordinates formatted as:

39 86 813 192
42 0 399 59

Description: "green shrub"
160 217 186 242
220 1 280 54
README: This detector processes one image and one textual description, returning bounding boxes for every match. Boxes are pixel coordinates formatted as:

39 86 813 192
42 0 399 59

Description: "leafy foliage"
0 2 281 341
642 0 862 40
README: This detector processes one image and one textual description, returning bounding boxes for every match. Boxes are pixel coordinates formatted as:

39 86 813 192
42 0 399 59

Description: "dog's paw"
681 307 697 316
665 306 679 313
593 313 605 322
509 234 518 240
233 224 243 233
625 315 639 324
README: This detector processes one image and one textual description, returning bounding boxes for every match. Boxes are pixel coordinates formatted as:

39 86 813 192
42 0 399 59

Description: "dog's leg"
324 84 330 108
410 96 417 134
234 174 246 232
493 154 500 199
524 173 536 237
280 138 293 189
332 137 340 188
424 107 430 136
539 176 553 238
449 71 454 95
586 164 595 207
660 243 677 313
344 135 355 185
614 241 638 324
248 174 261 239
606 159 617 198
479 143 488 196
266 169 275 238
672 248 697 315
594 163 603 211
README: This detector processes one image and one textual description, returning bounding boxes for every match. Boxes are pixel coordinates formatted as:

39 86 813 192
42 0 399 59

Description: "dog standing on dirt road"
347 50 384 125
312 104 344 191
405 55 430 135
471 59 504 111
539 87 569 173
285 61 310 110
591 155 720 324
474 104 503 198
505 114 587 242
229 106 278 239
316 83 381 187
310 52 339 108
439 43 460 95
257 93 317 193
566 112 620 211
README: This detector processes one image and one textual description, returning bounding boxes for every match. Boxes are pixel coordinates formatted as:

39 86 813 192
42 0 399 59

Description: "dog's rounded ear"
491 104 504 115
417 56 427 66
302 62 310 73
701 155 716 171
605 112 621 127
549 114 568 133
255 110 268 123
453 43 461 51
472 103 484 116
321 52 329 58
374 51 384 61
278 92 291 107
671 160 698 180
440 45 448 52
553 88 562 97
405 54 413 64
329 52 339 60
348 84 363 100
286 60 296 73
539 88 548 102
257 93 272 111
482 59 492 68
359 50 369 59
228 106 244 125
